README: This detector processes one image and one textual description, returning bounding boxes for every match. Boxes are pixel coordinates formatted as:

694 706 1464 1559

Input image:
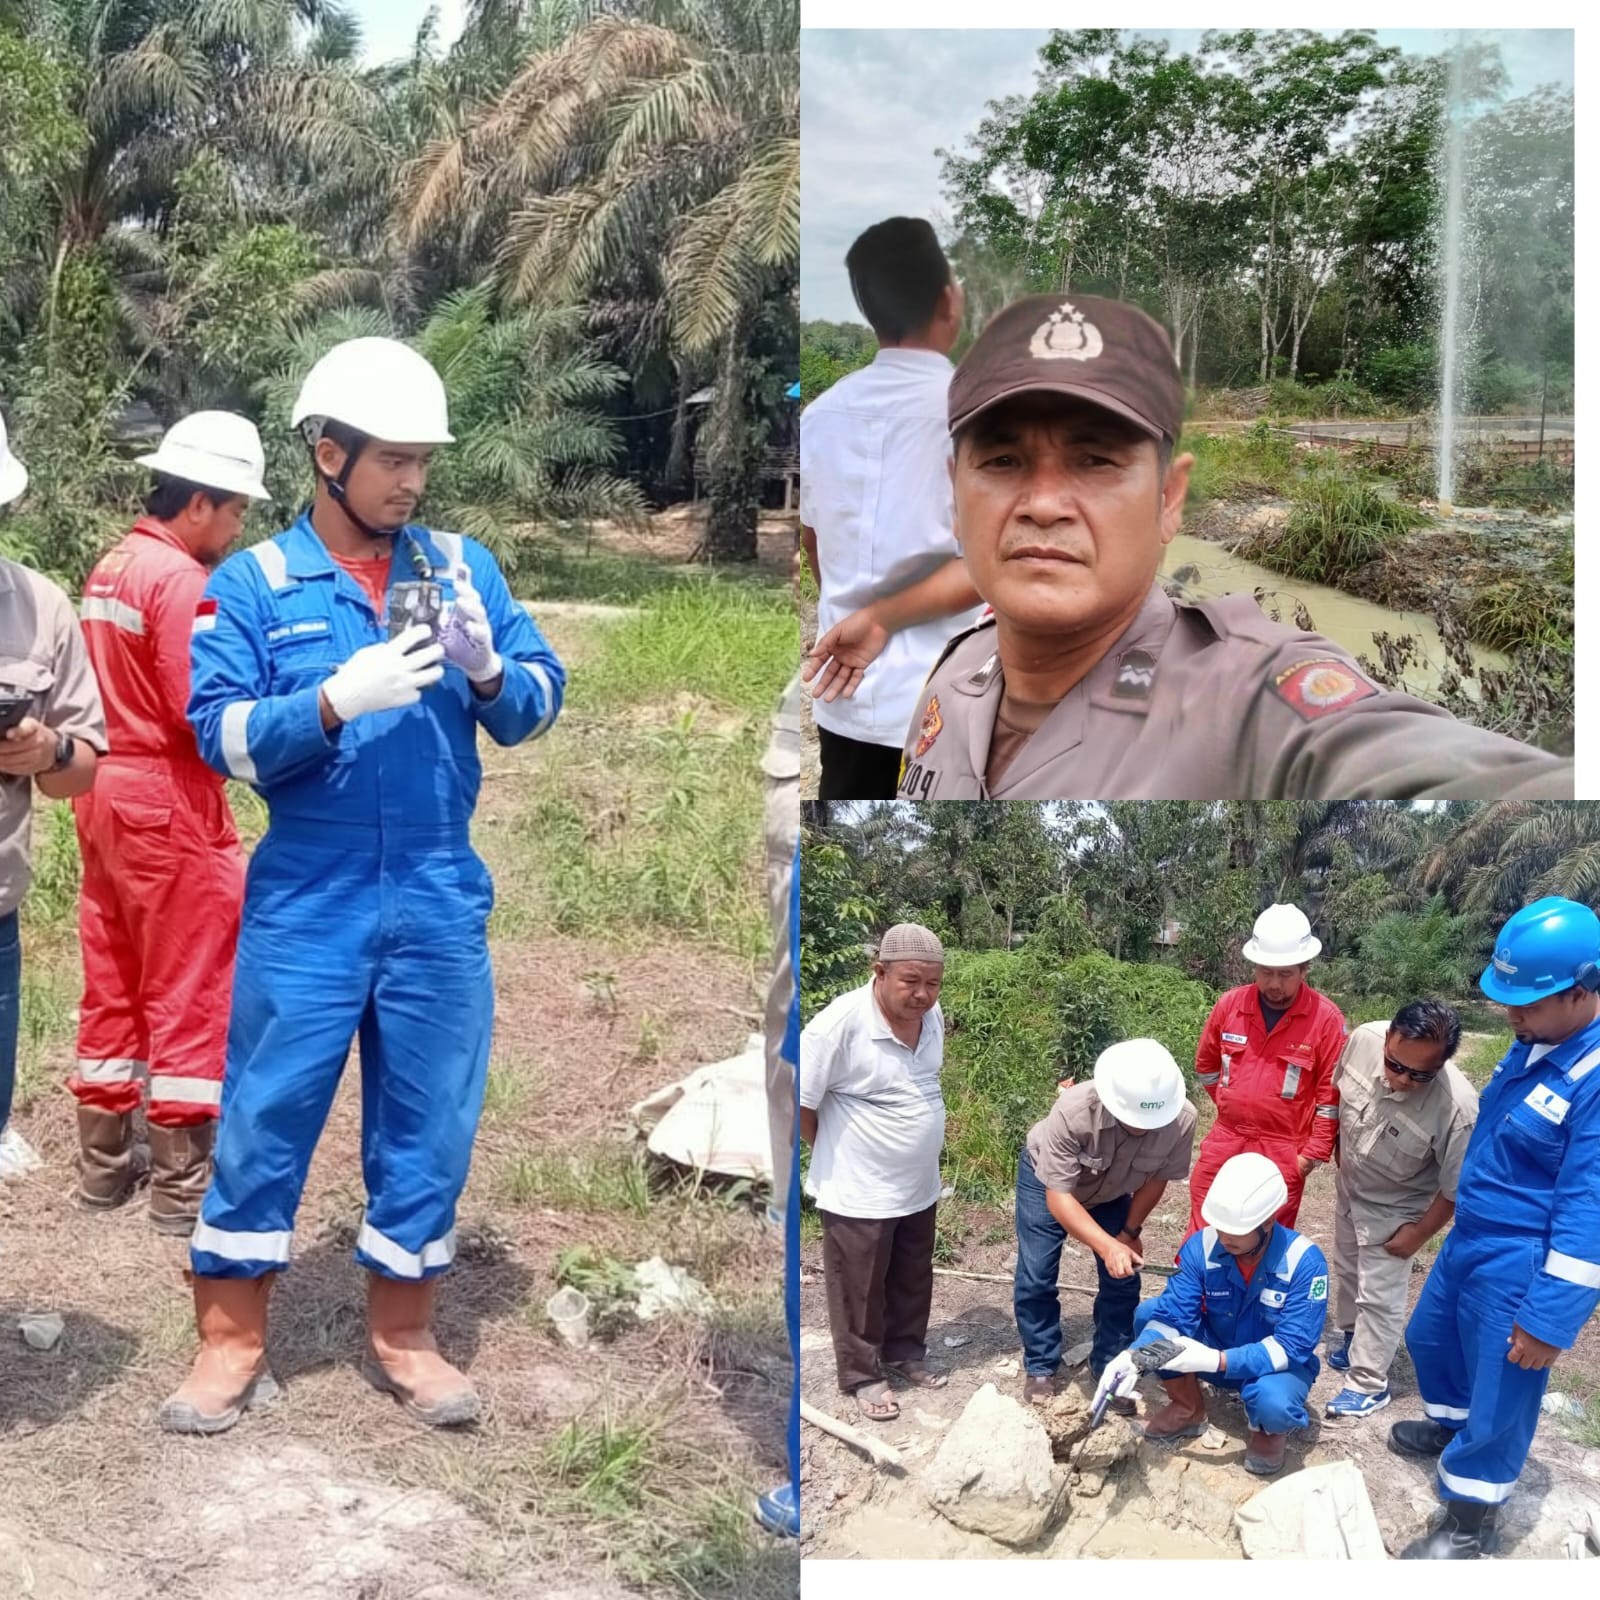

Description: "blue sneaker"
756 1482 799 1538
1325 1386 1391 1418
1326 1329 1354 1371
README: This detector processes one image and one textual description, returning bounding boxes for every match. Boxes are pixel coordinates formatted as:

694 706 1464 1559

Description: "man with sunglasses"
1324 1002 1478 1420
1391 897 1600 1558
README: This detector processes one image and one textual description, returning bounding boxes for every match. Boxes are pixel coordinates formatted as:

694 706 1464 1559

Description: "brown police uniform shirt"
1334 1020 1479 1245
1025 1081 1198 1209
896 583 1573 801
0 558 109 916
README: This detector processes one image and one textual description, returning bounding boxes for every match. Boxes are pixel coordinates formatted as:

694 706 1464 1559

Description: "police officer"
161 337 565 1434
1098 1152 1329 1478
1389 897 1600 1558
894 294 1572 801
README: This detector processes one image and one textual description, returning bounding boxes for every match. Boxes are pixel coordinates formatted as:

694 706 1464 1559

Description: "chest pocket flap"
1372 1118 1432 1180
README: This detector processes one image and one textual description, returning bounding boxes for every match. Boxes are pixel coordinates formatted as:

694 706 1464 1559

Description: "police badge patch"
914 695 944 758
1271 658 1379 721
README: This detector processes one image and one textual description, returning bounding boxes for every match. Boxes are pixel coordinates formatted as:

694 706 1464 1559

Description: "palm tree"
1419 802 1600 916
394 0 799 561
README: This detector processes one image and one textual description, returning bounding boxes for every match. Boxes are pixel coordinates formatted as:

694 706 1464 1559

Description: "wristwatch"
48 733 74 773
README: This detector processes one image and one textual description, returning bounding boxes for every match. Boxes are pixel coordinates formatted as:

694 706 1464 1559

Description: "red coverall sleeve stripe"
1195 998 1224 1099
150 565 209 731
1301 1005 1346 1163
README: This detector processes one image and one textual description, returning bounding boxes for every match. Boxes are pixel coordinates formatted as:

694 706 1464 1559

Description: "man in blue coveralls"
160 336 564 1434
1095 1151 1328 1477
1389 895 1600 1558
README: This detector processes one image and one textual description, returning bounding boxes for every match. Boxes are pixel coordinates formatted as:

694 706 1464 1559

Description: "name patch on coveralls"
266 619 333 644
1524 1085 1570 1125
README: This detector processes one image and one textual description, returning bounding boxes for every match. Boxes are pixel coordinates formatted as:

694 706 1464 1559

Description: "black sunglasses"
1383 1053 1441 1085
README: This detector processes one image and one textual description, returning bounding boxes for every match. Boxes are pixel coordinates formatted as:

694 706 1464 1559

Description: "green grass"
1455 1030 1512 1087
1465 573 1574 653
481 1057 535 1121
502 1143 655 1215
1245 474 1430 583
1181 426 1300 503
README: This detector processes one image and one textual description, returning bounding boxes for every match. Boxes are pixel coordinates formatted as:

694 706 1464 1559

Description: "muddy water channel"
1162 533 1508 698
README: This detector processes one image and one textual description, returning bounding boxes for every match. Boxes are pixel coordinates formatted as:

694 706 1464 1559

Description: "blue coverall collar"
281 514 451 579
1210 1220 1295 1287
1515 1011 1600 1075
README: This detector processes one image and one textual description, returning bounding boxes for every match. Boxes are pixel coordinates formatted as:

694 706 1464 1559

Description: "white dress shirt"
799 348 985 748
800 981 945 1219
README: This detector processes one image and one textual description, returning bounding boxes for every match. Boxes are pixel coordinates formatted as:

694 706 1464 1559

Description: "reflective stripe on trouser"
1403 1228 1551 1504
1331 1174 1414 1394
71 762 242 1125
1186 1122 1306 1237
191 824 494 1281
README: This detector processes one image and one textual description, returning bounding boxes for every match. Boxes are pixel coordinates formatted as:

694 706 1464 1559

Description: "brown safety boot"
75 1105 149 1209
158 1275 279 1434
147 1122 215 1237
362 1274 481 1428
1023 1372 1057 1405
1134 1374 1209 1442
1245 1428 1288 1475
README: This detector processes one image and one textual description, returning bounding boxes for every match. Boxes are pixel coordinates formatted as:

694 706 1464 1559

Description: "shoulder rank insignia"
914 695 944 758
1113 648 1157 699
1271 658 1378 721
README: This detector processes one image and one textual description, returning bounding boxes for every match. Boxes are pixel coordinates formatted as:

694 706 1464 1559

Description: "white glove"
322 624 444 723
441 565 501 683
1162 1335 1223 1375
1094 1349 1141 1412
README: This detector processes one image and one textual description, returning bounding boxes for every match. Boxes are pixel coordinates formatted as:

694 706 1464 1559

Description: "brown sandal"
852 1381 900 1420
883 1360 948 1390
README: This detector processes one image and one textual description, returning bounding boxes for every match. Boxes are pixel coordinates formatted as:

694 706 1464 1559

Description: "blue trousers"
191 822 494 1280
0 912 19 1134
1404 1228 1551 1505
1132 1300 1316 1432
1014 1149 1139 1378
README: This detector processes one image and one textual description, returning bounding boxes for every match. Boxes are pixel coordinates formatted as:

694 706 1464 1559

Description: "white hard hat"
291 336 454 445
136 410 270 500
1093 1038 1186 1130
1201 1152 1289 1233
1241 903 1321 967
0 409 28 508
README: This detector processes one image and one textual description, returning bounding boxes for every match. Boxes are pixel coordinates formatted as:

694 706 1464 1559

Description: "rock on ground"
1235 1459 1387 1560
924 1383 1068 1547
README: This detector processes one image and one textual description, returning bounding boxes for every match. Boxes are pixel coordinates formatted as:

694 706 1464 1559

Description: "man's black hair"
1390 999 1462 1062
146 474 225 521
845 217 952 343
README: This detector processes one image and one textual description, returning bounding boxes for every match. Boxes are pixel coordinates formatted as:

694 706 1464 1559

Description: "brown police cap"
949 294 1185 443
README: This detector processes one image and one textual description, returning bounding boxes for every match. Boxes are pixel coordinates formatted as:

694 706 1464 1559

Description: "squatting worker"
1390 897 1600 1560
1100 1152 1330 1478
800 923 947 1423
1324 1004 1477 1422
71 413 262 1233
1014 1040 1197 1407
161 337 565 1436
1188 904 1346 1233
895 293 1573 800
799 218 984 799
0 409 106 1138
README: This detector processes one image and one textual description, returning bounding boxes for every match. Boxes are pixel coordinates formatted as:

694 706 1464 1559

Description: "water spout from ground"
1438 36 1468 512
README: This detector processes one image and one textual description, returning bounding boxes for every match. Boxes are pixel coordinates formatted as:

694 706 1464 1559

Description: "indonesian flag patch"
913 694 944 758
192 598 218 635
1271 658 1377 721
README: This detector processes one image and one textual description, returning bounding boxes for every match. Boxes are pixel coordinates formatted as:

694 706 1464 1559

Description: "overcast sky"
349 0 467 64
801 29 1575 322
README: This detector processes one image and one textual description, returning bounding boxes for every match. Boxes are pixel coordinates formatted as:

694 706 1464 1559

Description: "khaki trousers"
1332 1171 1416 1394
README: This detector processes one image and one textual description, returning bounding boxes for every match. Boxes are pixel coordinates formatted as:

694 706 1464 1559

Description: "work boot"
1023 1373 1057 1404
1389 1418 1456 1458
362 1274 481 1427
147 1122 215 1237
1244 1428 1288 1475
74 1105 148 1209
158 1275 278 1434
1134 1374 1208 1441
1401 1499 1499 1559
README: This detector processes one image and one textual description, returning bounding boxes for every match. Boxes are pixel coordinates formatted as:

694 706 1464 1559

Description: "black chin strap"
318 426 431 579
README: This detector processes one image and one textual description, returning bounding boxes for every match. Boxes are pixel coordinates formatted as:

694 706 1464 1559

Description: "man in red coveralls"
1187 903 1346 1234
71 412 267 1232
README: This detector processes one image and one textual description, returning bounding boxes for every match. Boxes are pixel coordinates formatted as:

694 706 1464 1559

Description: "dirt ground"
798 1156 1600 1560
0 603 796 1599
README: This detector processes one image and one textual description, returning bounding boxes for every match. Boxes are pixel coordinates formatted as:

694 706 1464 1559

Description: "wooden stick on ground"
931 1263 1178 1286
800 1398 905 1470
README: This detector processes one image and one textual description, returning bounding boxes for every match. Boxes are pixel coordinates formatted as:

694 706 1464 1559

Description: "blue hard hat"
1479 896 1600 1005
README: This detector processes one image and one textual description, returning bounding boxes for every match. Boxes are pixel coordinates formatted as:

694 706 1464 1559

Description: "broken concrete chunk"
1061 1339 1094 1369
924 1383 1068 1547
1235 1459 1387 1560
17 1312 63 1352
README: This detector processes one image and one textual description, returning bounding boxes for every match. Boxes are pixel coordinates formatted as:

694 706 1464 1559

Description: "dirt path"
0 609 795 1599
799 1162 1600 1559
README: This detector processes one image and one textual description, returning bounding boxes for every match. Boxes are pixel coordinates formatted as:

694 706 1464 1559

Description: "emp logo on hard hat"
1140 1100 1163 1110
1494 955 1518 975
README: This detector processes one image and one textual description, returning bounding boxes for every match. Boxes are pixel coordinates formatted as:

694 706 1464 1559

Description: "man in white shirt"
800 218 985 798
800 922 947 1420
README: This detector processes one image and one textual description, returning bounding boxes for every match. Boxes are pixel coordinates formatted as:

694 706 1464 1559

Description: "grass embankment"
11 568 797 1597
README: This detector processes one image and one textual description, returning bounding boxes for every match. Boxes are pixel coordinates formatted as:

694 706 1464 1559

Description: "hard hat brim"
0 451 28 508
136 449 271 500
1478 963 1573 1006
1241 935 1321 966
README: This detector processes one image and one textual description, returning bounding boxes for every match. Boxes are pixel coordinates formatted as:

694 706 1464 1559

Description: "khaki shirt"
896 584 1572 801
1335 1020 1479 1244
1025 1082 1198 1209
0 558 109 915
762 675 801 1206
